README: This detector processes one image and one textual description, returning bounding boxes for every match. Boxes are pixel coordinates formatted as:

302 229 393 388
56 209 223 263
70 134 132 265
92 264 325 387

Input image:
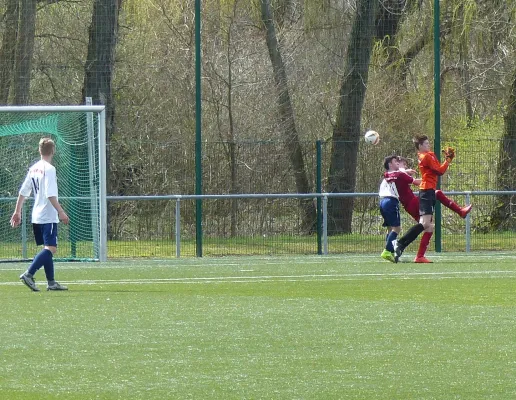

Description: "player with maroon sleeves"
379 155 420 262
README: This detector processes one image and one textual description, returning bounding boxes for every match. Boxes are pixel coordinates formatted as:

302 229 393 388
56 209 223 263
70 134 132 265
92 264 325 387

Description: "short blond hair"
39 137 55 156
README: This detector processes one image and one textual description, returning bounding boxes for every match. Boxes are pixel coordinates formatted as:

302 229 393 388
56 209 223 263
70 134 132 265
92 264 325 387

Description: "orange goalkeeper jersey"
417 151 449 190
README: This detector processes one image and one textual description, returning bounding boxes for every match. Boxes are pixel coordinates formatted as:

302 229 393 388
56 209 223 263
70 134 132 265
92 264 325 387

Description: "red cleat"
414 256 433 263
459 204 473 218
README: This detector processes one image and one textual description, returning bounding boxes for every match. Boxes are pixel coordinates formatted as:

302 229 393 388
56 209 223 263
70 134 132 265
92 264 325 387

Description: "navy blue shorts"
33 223 58 247
380 197 400 227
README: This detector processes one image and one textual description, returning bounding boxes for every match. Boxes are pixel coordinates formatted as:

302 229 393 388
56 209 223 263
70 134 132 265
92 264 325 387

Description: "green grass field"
1 253 516 399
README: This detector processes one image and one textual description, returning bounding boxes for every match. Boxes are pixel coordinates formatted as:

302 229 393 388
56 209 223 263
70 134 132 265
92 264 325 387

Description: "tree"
379 0 428 83
13 0 37 105
327 0 379 234
1 0 77 105
261 0 316 233
492 69 516 230
82 0 121 135
203 0 242 237
0 0 19 104
82 0 122 239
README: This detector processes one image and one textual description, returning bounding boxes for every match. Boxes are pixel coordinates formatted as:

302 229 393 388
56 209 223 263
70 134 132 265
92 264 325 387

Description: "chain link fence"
103 138 515 258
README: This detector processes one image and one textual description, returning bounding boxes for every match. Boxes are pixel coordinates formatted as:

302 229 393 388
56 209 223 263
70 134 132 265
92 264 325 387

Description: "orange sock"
417 232 433 258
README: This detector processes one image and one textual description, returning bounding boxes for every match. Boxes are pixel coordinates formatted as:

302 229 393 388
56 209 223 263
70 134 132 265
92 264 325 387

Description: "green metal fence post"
434 0 442 252
195 0 203 257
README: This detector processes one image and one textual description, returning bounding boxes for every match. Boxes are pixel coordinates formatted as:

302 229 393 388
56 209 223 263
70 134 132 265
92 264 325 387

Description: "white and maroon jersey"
19 159 59 224
379 178 399 199
383 170 417 206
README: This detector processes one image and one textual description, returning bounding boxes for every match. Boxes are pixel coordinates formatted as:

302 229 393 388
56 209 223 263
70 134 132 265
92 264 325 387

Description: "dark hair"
413 135 428 151
383 155 398 170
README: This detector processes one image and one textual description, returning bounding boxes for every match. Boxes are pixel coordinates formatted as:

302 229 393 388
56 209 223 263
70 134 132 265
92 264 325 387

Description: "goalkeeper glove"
442 146 455 162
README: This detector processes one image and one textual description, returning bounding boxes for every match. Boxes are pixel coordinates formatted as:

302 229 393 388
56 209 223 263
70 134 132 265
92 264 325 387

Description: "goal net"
0 106 106 262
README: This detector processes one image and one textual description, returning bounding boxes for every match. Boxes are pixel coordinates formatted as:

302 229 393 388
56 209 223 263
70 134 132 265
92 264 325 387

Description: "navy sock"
28 249 53 278
43 251 55 282
385 231 398 252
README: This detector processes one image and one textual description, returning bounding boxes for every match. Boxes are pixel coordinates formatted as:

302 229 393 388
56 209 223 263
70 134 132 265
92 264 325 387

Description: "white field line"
0 270 515 287
1 253 515 272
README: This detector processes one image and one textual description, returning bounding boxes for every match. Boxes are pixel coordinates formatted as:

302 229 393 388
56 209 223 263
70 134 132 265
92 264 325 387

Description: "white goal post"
0 105 107 262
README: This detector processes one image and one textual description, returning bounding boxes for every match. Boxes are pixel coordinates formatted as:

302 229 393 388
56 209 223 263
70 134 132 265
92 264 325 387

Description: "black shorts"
419 189 436 216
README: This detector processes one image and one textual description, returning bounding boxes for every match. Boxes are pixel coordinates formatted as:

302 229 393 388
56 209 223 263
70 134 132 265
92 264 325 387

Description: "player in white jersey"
10 138 70 292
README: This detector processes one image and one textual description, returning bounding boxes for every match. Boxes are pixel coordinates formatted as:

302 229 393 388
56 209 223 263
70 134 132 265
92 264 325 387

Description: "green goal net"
0 106 106 262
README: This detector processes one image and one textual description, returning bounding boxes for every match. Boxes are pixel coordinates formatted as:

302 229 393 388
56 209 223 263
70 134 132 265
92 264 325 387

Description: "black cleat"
392 240 404 263
20 273 40 292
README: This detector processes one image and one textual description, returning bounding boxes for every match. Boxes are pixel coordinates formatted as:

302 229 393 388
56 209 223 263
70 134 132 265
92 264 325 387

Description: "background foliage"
0 0 515 247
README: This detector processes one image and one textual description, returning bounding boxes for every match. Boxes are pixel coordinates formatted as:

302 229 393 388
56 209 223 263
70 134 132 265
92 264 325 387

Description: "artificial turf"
1 253 515 399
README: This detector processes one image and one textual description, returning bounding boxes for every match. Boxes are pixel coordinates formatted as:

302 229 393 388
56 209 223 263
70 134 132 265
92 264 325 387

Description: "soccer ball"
364 130 380 145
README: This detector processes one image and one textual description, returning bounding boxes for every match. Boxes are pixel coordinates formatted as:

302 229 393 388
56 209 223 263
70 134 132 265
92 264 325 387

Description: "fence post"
176 197 181 258
323 194 328 255
465 192 471 252
22 206 27 259
434 0 442 253
195 0 203 258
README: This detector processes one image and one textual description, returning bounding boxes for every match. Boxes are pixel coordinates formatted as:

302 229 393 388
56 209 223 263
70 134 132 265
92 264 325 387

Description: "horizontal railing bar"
106 190 516 200
0 190 514 202
0 105 105 113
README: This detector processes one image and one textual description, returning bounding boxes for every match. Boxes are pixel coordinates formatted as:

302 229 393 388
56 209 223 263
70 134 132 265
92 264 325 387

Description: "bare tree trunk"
227 2 238 237
14 0 36 105
229 140 238 236
261 0 316 233
82 0 121 239
275 0 296 27
82 0 121 132
0 0 19 104
375 0 406 47
226 35 238 237
459 40 474 126
385 31 429 83
327 0 378 234
491 70 516 230
205 0 239 237
381 1 429 83
453 2 474 127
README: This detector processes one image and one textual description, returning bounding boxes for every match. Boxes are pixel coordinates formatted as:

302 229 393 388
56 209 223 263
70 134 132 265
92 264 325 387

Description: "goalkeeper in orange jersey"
397 156 472 222
393 135 470 263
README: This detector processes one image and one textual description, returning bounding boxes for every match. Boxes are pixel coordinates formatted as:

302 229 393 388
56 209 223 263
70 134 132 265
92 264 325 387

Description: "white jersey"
19 159 59 224
378 178 399 199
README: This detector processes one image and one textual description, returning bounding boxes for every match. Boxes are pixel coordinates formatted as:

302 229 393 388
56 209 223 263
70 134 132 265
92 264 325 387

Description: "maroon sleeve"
398 171 415 185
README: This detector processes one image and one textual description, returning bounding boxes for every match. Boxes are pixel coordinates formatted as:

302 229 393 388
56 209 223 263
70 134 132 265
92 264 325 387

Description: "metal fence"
102 137 515 259
104 191 515 259
107 138 510 198
3 135 514 261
